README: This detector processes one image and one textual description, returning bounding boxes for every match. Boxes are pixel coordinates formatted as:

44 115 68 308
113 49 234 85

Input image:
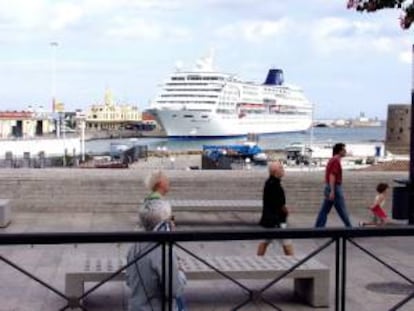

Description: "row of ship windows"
164 88 222 92
242 85 257 90
242 86 295 95
157 100 216 104
223 92 239 97
165 83 224 87
266 88 287 93
90 113 140 119
157 101 311 111
220 110 309 115
220 97 238 102
171 76 225 81
243 91 259 96
172 114 209 119
240 93 305 102
168 110 310 118
218 102 236 106
162 85 302 99
165 82 298 94
160 94 219 98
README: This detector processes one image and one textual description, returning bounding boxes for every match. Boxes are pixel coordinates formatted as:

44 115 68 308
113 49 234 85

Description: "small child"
359 183 389 227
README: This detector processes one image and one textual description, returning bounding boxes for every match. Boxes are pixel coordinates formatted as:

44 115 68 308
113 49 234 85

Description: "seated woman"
126 194 186 311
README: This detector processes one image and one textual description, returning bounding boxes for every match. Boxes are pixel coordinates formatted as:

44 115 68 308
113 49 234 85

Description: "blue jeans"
176 296 186 311
315 185 352 227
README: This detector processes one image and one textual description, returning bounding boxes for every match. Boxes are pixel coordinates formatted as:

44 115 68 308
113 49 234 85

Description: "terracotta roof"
0 111 33 119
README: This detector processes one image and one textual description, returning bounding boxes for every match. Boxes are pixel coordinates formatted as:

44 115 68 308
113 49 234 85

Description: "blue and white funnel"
264 69 284 85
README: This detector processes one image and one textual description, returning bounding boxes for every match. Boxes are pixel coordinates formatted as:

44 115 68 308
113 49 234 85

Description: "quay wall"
0 137 81 159
0 169 407 214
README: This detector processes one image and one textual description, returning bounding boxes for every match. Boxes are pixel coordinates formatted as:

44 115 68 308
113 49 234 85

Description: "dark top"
325 156 342 185
259 175 286 228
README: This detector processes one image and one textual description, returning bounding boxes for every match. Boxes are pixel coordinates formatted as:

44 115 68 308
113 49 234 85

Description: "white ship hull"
149 109 312 137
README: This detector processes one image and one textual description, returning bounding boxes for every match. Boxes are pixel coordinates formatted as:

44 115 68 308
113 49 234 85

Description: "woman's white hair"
139 199 172 231
144 170 167 191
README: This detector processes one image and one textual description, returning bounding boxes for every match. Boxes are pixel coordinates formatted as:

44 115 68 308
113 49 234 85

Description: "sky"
0 0 412 119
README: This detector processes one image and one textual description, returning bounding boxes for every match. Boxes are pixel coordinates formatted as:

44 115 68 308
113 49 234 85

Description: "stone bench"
65 255 329 308
0 199 11 228
169 199 262 213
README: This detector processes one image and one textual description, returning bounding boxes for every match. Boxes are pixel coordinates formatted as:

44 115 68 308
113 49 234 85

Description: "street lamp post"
81 119 86 162
409 44 414 224
162 146 168 166
399 44 414 225
50 41 59 138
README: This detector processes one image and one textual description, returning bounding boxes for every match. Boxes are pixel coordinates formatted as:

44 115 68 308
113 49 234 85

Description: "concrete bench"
65 255 329 308
169 199 262 213
0 199 11 228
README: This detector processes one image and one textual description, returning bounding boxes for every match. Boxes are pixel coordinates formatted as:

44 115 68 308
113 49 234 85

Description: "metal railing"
1 227 414 311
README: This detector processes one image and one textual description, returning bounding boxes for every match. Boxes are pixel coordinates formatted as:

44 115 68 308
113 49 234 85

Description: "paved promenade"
1 212 413 310
0 166 413 310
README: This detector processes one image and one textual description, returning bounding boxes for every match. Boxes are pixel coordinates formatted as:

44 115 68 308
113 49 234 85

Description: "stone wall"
385 104 411 155
0 169 407 214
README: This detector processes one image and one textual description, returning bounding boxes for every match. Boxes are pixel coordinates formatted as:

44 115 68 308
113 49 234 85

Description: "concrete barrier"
0 199 11 227
0 169 407 214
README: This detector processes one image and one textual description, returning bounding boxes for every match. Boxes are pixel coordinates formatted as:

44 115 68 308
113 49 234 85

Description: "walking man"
315 143 352 227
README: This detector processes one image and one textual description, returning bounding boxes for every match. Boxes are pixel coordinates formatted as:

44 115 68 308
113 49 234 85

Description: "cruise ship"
147 53 313 137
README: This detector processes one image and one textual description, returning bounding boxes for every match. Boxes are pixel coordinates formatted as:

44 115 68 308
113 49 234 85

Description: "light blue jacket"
126 221 186 311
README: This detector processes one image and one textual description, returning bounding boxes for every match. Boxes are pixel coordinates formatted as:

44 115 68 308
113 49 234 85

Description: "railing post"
168 241 174 311
335 236 347 311
335 237 341 311
409 44 414 224
162 242 166 311
341 237 347 311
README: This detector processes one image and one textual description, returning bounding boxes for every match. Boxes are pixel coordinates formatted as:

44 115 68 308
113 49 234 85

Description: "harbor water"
85 126 386 155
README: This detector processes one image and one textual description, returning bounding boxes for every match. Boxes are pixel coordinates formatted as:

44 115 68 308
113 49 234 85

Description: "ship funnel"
264 69 284 85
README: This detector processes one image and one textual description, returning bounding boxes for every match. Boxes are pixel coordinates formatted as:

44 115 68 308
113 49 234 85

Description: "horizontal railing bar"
1 227 414 245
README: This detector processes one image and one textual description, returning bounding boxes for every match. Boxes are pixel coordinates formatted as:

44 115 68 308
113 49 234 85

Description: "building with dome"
85 89 142 131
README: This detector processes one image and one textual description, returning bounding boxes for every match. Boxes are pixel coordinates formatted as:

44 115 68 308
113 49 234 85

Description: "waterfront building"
349 112 381 127
0 110 54 139
85 89 142 131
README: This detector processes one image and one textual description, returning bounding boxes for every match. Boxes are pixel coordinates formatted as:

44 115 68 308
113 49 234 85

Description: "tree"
347 0 414 29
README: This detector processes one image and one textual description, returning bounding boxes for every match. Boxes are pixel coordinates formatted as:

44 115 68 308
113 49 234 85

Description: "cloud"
0 0 47 30
372 37 394 53
309 16 410 63
106 17 162 39
215 18 291 42
0 58 129 73
105 16 191 40
80 0 187 14
0 0 185 34
50 3 84 31
399 51 411 64
0 0 85 34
